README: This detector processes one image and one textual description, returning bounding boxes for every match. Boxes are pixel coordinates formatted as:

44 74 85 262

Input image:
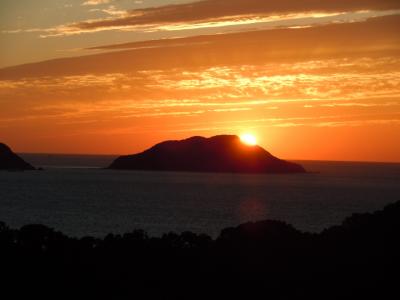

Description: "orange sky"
1 0 400 162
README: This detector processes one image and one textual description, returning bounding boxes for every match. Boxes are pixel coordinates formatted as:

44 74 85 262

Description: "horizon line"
17 152 400 164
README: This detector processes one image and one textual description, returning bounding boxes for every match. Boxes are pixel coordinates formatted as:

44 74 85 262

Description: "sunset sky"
1 0 400 162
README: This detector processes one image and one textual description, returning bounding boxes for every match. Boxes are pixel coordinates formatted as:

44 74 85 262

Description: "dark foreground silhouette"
1 201 399 299
0 143 35 170
109 135 306 173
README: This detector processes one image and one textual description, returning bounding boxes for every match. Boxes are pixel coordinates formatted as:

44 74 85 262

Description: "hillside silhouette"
1 200 398 299
109 135 305 173
0 143 35 170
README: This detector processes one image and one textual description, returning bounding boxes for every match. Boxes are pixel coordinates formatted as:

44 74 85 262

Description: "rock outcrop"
0 143 35 170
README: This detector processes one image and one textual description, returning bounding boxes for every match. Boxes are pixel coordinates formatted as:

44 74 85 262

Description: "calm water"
0 154 399 237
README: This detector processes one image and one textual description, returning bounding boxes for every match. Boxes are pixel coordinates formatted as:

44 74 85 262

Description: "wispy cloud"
36 9 400 37
82 0 113 6
1 56 399 135
157 117 400 133
89 5 128 17
5 0 399 37
1 57 399 106
72 0 400 34
320 102 400 108
2 15 400 82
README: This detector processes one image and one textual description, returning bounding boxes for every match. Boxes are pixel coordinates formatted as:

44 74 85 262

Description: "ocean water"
0 154 399 237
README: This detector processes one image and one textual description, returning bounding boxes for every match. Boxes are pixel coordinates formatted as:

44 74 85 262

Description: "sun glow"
240 133 257 146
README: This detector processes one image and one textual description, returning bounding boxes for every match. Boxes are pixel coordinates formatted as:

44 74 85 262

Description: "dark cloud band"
1 15 399 79
76 0 400 30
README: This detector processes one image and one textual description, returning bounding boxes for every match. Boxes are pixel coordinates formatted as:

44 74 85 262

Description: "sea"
0 153 399 238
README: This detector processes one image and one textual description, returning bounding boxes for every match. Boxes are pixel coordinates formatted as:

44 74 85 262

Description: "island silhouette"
0 143 35 170
108 135 306 173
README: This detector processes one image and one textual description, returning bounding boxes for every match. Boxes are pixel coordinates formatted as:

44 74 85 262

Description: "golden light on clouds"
1 2 400 161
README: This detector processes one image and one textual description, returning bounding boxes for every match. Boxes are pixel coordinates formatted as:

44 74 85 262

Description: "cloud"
1 14 399 80
160 114 400 133
88 5 127 16
87 13 400 51
320 102 400 108
4 0 394 37
1 53 399 127
73 0 400 31
2 55 400 106
82 0 112 6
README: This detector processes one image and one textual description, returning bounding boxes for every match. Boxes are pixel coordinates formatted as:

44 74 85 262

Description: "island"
108 135 306 173
0 143 35 170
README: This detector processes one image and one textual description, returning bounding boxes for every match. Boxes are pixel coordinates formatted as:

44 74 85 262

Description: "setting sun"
1 0 400 163
1 1 400 296
240 134 257 146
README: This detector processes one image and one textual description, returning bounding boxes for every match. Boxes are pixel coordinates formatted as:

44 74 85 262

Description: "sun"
240 133 257 146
